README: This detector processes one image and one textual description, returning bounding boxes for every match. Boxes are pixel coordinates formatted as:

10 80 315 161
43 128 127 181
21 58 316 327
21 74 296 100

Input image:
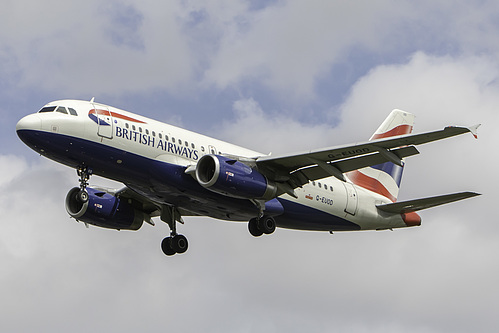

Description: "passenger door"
93 104 113 139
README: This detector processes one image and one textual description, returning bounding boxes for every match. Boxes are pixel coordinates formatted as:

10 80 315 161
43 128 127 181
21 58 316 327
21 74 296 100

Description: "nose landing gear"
76 165 92 203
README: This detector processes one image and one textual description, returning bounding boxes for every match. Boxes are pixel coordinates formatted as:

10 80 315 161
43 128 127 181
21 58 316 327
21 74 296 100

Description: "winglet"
445 124 481 139
468 124 481 139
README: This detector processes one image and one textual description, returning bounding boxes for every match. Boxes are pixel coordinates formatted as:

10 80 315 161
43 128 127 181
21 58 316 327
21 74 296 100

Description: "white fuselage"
16 99 409 232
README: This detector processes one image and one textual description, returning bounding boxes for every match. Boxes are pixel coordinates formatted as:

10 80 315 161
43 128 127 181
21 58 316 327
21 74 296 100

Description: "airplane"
16 99 481 256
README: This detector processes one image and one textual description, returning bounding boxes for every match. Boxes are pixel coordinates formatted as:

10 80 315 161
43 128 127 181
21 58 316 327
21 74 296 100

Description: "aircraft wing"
95 185 197 222
255 124 479 187
376 192 481 213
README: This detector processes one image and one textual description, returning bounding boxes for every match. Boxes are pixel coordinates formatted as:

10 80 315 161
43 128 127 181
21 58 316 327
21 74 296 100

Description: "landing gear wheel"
161 237 176 256
160 206 189 256
77 190 89 203
171 234 188 254
248 218 263 237
258 216 276 235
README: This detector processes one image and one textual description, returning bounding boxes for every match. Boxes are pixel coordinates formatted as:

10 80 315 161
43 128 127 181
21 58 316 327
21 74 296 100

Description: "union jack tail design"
346 110 415 202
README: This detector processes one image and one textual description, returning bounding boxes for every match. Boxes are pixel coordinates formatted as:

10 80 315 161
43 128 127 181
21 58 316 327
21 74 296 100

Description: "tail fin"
346 110 415 202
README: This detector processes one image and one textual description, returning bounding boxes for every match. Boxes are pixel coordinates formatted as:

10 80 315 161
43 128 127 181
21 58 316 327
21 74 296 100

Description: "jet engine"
195 155 277 200
65 187 145 230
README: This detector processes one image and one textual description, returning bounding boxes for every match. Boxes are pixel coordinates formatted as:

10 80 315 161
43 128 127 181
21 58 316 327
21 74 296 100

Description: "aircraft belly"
275 198 361 231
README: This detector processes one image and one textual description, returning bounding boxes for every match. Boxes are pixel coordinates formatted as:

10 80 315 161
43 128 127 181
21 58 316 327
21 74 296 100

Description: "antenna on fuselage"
90 97 95 103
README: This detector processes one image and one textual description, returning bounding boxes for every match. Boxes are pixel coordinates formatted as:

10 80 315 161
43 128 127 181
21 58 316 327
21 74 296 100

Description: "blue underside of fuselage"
17 129 360 231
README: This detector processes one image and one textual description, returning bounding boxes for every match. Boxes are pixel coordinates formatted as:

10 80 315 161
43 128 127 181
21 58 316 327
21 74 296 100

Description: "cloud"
202 0 406 99
3 1 499 332
0 154 28 188
0 1 193 96
200 0 499 103
2 0 499 104
213 97 337 154
102 2 146 50
339 52 498 135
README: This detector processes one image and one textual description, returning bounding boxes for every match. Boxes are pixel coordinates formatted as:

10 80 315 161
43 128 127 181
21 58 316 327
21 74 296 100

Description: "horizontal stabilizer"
377 192 481 214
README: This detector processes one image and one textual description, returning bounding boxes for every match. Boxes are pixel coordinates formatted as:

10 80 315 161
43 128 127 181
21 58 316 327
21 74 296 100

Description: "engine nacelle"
195 154 277 200
65 187 144 230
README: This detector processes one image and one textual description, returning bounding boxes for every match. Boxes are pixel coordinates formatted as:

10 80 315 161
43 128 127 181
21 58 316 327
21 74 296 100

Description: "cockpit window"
56 106 68 114
39 106 57 113
38 105 78 116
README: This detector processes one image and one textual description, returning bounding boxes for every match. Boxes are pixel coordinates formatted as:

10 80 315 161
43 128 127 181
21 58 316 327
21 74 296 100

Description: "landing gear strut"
160 205 188 256
248 215 276 237
76 165 92 203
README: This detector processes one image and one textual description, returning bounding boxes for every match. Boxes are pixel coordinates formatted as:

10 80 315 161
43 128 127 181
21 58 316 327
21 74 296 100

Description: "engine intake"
195 154 277 200
65 187 144 230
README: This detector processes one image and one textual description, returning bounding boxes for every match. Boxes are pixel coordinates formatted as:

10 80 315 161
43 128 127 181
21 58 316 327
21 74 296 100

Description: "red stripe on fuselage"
347 170 397 202
371 124 413 140
89 109 147 124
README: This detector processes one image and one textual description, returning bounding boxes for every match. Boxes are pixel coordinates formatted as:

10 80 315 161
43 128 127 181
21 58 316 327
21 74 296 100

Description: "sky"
1 1 498 332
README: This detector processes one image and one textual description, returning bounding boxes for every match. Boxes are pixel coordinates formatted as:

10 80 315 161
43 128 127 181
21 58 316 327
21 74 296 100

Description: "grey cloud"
0 2 193 96
2 1 499 103
2 1 499 332
102 2 146 50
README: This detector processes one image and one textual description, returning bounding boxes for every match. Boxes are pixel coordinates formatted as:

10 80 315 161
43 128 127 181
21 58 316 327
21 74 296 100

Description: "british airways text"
115 126 199 160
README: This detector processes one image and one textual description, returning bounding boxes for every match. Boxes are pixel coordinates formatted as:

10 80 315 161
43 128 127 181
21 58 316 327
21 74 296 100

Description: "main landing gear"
76 165 92 203
160 205 188 256
248 215 276 237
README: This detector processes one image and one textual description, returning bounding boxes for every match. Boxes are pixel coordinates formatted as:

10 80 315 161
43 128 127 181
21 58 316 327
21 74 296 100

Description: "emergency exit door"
343 182 358 215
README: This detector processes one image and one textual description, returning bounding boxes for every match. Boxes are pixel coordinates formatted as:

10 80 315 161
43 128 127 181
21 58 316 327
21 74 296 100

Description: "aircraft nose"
16 114 42 132
16 114 43 147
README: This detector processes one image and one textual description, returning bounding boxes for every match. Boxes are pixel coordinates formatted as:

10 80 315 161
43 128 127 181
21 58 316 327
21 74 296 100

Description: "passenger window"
172 138 175 143
68 108 78 116
125 123 129 129
56 106 68 114
132 125 136 131
318 183 322 188
178 139 182 145
201 146 205 152
145 129 149 135
165 135 169 141
191 143 195 149
139 127 142 133
312 181 316 186
330 186 334 192
185 141 189 147
159 133 162 139
152 131 156 137
39 106 57 113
